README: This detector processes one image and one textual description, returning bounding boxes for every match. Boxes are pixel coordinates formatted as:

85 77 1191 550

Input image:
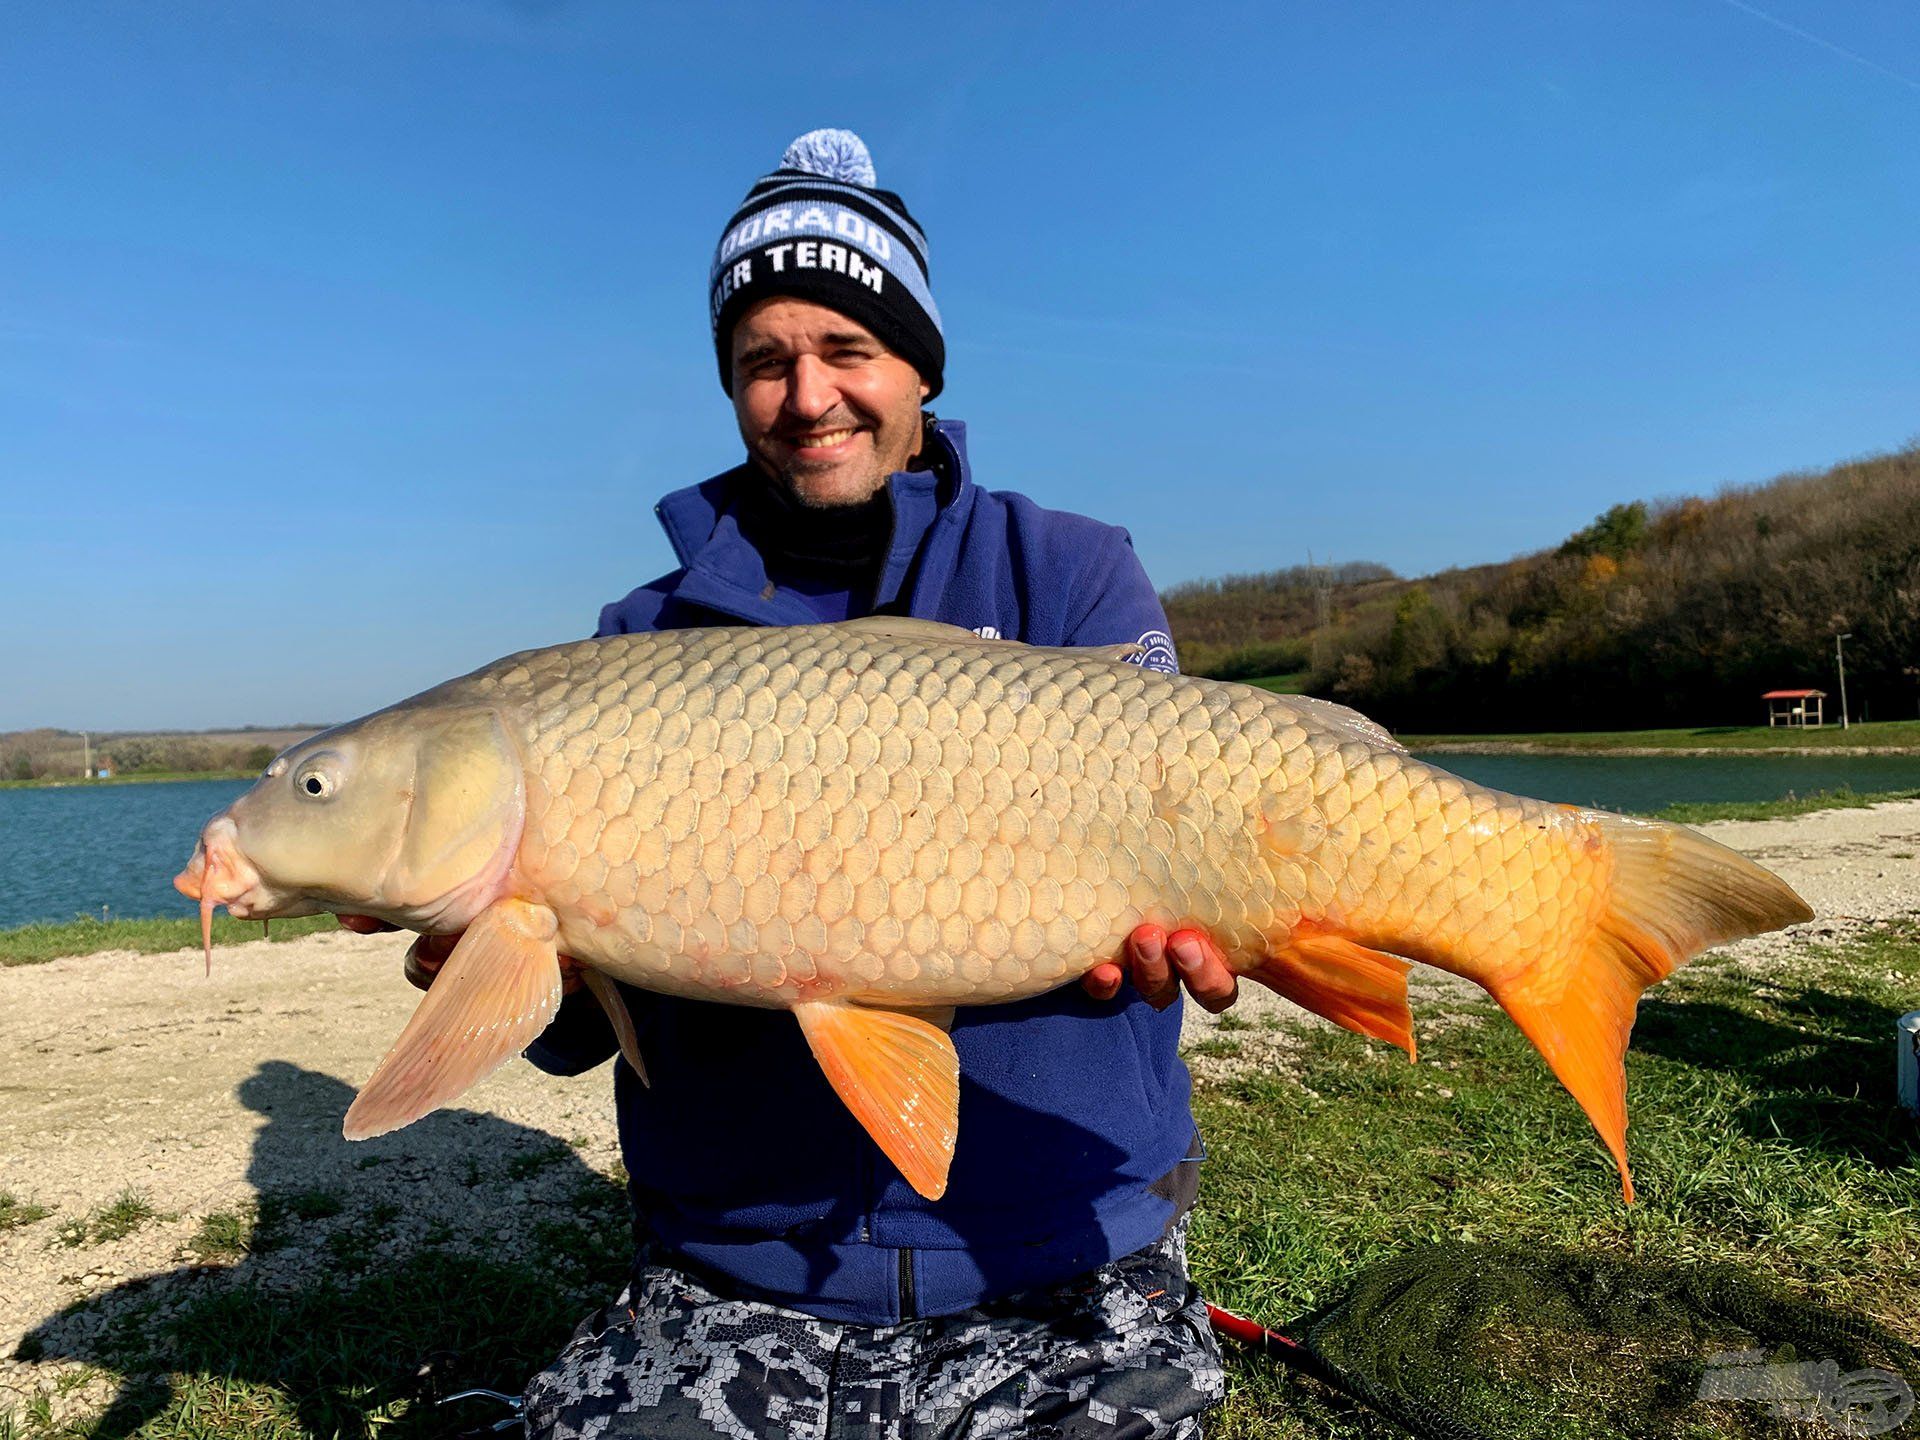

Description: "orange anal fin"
793 1001 959 1201
343 899 563 1141
1249 934 1417 1061
582 967 649 1087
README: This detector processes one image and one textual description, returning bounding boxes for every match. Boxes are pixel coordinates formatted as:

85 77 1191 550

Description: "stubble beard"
777 457 891 510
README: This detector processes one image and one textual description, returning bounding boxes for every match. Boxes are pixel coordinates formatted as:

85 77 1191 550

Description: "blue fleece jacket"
526 419 1199 1325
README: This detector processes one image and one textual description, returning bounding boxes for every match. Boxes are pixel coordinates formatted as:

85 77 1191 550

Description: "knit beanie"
710 129 945 398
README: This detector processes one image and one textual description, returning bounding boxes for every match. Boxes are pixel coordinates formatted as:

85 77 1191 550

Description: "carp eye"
292 757 340 801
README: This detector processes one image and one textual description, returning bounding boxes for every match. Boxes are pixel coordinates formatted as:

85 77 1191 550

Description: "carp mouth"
174 815 271 974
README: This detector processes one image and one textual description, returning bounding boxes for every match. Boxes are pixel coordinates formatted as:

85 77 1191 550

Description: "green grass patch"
1189 1037 1244 1060
0 1192 52 1231
0 913 341 967
88 1191 160 1244
185 1211 253 1263
1404 718 1920 751
1195 921 1920 1437
52 1190 162 1248
1243 671 1311 695
1644 785 1920 824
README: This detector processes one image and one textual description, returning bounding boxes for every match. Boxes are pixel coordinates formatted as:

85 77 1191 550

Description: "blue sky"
3 0 1915 731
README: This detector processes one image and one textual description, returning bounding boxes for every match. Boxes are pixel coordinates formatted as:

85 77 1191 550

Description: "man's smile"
784 426 865 457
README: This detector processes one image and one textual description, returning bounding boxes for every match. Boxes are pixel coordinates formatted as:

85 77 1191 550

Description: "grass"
8 926 1916 1439
0 1192 52 1231
0 913 341 967
1194 920 1920 1437
51 1190 163 1248
1645 785 1920 824
186 1211 253 1263
1245 671 1310 695
1397 717 1920 752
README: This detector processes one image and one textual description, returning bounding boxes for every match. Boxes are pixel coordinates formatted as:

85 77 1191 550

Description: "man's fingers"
1124 923 1180 1010
1080 961 1125 1002
401 940 441 992
1168 929 1239 1013
401 931 462 992
338 914 399 935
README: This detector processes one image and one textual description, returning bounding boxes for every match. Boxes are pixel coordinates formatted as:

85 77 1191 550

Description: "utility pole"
81 731 90 779
1835 632 1852 730
1308 550 1333 673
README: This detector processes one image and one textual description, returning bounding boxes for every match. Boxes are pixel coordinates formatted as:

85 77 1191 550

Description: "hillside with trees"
1165 444 1920 732
0 728 317 783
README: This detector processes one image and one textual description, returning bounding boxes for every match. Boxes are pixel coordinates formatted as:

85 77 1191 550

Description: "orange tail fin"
1246 932 1417 1061
1489 814 1812 1202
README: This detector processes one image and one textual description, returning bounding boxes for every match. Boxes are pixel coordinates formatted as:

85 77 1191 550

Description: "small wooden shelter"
1762 689 1826 727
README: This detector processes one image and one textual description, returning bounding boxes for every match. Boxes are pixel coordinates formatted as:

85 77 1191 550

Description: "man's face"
730 297 930 508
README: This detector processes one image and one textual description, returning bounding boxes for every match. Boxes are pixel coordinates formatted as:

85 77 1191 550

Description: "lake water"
5 754 1920 931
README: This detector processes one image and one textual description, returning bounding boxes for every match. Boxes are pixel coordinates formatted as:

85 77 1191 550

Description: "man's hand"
338 914 585 995
1082 923 1238 1012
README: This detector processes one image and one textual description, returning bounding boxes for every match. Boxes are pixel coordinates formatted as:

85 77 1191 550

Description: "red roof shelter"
1762 689 1826 727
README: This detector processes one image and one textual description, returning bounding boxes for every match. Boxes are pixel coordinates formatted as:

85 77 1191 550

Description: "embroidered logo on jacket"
1132 630 1179 673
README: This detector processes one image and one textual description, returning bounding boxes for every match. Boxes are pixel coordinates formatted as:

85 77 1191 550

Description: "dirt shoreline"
5 799 1918 1418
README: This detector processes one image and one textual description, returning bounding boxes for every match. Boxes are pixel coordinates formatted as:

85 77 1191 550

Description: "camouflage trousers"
522 1220 1225 1439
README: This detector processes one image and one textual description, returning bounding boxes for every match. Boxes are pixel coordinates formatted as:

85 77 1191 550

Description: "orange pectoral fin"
343 898 563 1141
793 1001 959 1201
1248 932 1417 1061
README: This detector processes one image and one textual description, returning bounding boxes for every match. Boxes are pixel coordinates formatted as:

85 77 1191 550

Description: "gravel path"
4 799 1916 1418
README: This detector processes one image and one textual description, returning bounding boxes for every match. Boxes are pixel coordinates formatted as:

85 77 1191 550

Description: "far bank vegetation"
1165 444 1920 733
0 728 317 783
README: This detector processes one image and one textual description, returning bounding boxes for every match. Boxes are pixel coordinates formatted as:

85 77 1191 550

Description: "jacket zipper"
898 1246 917 1321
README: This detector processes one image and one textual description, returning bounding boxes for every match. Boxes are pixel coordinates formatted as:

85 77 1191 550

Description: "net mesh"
1270 1243 1918 1439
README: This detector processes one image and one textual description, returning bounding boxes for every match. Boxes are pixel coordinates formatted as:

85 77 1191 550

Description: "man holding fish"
183 128 1805 1439
353 130 1240 1437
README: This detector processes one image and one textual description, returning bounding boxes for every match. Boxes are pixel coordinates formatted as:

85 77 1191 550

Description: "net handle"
1206 1302 1501 1440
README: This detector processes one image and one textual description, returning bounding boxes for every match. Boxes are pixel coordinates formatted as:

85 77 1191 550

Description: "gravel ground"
3 799 1915 1420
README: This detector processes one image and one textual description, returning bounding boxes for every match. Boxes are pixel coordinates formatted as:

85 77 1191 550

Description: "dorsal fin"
834 616 1000 645
1281 695 1408 753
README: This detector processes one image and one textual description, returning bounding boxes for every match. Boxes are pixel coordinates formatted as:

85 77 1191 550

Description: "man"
370 130 1240 1438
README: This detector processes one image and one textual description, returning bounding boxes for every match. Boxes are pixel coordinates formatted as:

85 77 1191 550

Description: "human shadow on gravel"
21 1042 1156 1440
16 1060 632 1440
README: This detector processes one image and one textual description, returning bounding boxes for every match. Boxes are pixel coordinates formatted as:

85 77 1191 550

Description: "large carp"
175 617 1809 1201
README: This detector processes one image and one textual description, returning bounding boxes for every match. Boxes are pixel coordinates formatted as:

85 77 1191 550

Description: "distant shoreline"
0 770 253 792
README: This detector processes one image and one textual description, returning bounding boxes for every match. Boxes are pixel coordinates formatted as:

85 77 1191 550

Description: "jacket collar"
654 419 974 626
